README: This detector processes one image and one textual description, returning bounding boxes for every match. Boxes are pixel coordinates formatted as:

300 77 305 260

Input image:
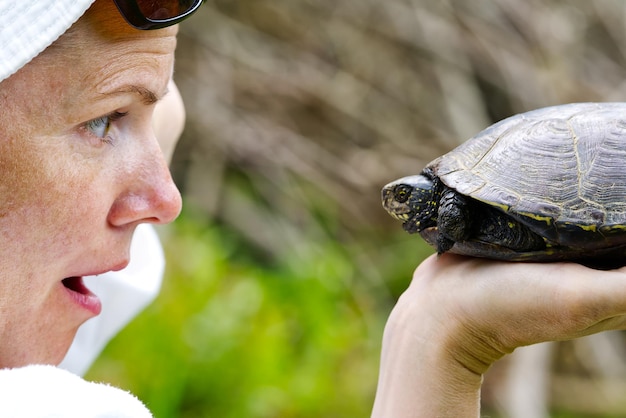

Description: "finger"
421 256 626 342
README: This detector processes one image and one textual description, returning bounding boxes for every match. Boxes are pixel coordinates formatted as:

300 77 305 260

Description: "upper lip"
67 259 130 279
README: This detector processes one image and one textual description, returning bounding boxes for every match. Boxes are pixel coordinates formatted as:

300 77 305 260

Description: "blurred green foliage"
87 210 433 417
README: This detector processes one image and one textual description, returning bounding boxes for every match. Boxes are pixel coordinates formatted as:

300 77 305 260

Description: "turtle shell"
428 102 626 253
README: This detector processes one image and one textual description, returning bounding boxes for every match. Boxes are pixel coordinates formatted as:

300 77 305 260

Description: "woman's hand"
372 253 626 417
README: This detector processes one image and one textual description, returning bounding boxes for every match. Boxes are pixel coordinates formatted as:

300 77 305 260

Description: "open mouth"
62 276 90 295
61 276 102 315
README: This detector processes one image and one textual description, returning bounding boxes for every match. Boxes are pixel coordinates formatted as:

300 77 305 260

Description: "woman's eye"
86 116 110 139
83 111 127 144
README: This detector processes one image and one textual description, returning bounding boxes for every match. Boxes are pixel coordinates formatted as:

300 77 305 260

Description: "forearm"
371 297 483 418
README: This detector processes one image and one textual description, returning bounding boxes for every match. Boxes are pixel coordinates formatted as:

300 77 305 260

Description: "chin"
0 330 78 369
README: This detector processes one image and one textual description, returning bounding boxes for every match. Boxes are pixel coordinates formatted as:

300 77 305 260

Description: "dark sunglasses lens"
136 0 196 20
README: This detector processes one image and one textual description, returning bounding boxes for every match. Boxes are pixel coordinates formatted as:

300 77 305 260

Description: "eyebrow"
103 84 167 105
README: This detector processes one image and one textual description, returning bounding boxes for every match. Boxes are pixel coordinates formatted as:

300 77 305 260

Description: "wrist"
372 292 485 418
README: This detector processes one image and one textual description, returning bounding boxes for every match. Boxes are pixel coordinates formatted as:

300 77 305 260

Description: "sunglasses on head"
113 0 205 30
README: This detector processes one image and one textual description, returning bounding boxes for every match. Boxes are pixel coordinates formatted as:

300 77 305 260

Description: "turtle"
381 102 626 268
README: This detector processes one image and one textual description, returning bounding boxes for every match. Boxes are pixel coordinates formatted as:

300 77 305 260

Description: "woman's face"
0 1 182 367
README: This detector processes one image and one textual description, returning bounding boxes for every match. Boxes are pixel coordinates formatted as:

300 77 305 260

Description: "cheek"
0 136 108 260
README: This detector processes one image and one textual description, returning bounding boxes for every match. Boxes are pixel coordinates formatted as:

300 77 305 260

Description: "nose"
107 152 183 227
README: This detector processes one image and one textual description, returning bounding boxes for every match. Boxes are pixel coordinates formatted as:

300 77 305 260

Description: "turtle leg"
474 205 546 251
436 188 473 254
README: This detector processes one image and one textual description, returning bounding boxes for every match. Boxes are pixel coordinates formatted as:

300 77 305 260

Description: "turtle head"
381 174 440 233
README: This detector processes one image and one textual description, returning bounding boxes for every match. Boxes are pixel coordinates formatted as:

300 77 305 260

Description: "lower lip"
62 277 102 316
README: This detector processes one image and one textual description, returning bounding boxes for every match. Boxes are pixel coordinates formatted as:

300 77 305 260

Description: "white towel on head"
0 364 152 417
0 1 96 82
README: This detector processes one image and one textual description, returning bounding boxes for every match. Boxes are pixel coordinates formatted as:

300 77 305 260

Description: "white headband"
0 0 96 82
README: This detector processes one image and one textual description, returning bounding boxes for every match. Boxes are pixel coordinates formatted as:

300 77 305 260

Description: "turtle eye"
394 185 412 203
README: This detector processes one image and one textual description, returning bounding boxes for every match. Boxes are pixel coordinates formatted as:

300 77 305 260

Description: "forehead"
39 0 178 102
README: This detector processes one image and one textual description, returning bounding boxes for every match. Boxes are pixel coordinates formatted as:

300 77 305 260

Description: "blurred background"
87 0 626 416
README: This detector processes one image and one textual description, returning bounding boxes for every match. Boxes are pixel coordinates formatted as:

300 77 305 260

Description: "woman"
0 0 190 370
0 0 196 415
